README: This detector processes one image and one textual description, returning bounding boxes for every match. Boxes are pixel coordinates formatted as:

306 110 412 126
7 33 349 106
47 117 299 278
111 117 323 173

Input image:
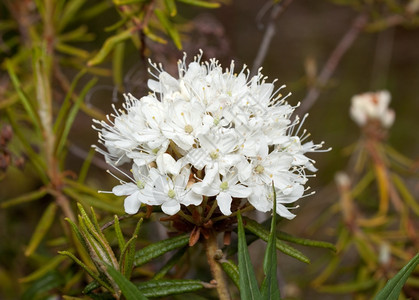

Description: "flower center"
167 189 176 198
255 165 265 174
220 181 229 191
213 117 220 125
210 150 219 160
152 148 159 154
136 180 145 189
184 124 193 134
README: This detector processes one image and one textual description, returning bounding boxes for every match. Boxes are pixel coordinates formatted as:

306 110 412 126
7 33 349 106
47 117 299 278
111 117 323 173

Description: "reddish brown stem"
204 232 230 300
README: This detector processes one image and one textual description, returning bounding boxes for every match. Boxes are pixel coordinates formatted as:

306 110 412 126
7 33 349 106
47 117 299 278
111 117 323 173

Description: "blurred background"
1 0 418 299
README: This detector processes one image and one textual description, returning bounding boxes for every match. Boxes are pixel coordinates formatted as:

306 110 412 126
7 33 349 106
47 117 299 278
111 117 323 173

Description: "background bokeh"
1 0 418 299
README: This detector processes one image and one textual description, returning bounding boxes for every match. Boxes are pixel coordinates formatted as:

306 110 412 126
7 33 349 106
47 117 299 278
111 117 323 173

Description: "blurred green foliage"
1 0 418 299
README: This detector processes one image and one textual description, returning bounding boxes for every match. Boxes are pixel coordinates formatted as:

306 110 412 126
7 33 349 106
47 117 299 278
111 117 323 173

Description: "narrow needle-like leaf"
237 211 261 299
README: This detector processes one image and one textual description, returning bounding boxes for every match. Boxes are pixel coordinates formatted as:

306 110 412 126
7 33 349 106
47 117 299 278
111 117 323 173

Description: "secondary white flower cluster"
350 91 395 128
94 52 325 220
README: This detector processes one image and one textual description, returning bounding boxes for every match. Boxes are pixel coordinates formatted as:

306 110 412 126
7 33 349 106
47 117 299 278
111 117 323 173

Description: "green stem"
177 210 194 223
212 205 255 223
204 200 218 222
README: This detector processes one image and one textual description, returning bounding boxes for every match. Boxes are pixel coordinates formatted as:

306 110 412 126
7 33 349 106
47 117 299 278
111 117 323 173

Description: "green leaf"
77 146 96 183
134 234 189 266
374 253 419 300
5 60 41 133
243 218 310 264
20 255 67 283
153 246 188 280
22 271 63 300
105 17 130 32
123 219 143 279
88 29 132 66
63 187 125 215
143 26 168 44
177 0 220 8
237 211 261 300
106 264 148 300
154 9 182 49
1 188 47 208
220 259 240 288
351 169 374 198
25 202 58 256
83 280 101 294
112 42 125 88
317 279 376 293
261 185 280 300
5 109 48 183
89 206 103 233
164 0 177 16
113 0 150 5
59 0 86 31
62 296 85 300
65 217 89 253
137 279 204 297
53 69 86 134
58 25 94 42
79 1 112 20
276 231 336 251
55 77 97 156
392 174 419 216
55 42 90 58
59 250 113 292
114 215 126 252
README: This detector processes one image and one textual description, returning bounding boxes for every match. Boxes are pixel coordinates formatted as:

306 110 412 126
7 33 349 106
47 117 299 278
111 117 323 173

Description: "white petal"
175 168 190 188
157 153 181 175
147 79 161 92
112 183 138 196
228 184 252 198
182 190 203 206
248 188 271 212
124 192 141 214
192 182 219 196
217 192 232 215
276 203 296 220
202 166 220 185
278 184 304 203
161 200 181 215
237 159 252 182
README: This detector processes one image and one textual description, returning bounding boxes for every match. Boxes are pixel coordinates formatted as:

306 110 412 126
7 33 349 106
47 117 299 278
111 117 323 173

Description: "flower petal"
192 182 219 196
182 190 203 206
112 183 138 196
276 203 296 220
228 184 252 198
217 192 233 216
161 200 181 215
124 192 141 214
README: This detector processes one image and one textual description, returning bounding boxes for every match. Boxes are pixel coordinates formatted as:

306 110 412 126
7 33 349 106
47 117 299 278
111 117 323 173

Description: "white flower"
142 168 202 215
248 183 304 220
160 100 206 151
350 90 395 128
95 51 326 219
111 164 152 214
193 169 252 215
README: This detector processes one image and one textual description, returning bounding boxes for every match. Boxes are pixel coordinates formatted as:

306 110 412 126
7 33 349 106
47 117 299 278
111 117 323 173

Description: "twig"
250 0 295 77
204 231 230 300
296 13 368 117
101 214 131 231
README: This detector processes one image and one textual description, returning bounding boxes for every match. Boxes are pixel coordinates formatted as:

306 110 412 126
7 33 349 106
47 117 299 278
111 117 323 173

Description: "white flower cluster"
350 90 395 128
94 52 325 220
